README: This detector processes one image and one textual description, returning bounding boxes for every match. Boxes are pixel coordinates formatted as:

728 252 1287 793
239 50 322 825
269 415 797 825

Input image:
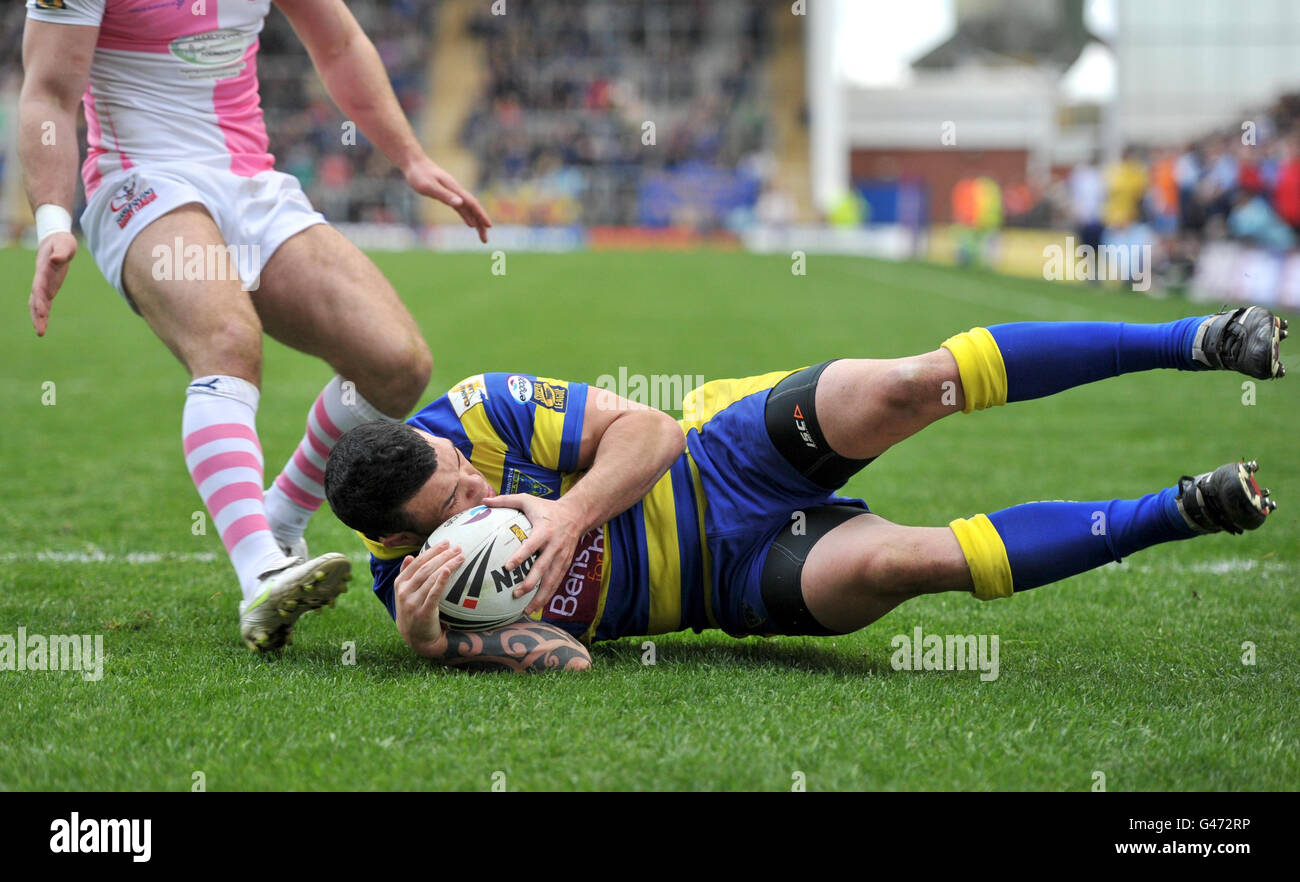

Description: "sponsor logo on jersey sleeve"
34 1 68 10
531 381 568 412
449 375 486 417
506 374 534 405
502 466 558 498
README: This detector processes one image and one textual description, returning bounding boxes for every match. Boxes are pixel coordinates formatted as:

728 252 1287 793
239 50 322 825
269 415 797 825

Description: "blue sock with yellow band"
941 317 1208 412
950 488 1196 599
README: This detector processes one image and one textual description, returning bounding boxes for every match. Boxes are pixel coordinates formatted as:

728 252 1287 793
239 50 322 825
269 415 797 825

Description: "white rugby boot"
239 553 351 652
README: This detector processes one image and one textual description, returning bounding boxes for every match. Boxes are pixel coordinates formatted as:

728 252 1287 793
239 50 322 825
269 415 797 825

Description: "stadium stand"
453 0 776 229
257 0 437 226
1048 92 1300 288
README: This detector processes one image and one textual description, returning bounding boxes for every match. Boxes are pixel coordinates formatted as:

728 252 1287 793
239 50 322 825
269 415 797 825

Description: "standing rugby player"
20 0 491 650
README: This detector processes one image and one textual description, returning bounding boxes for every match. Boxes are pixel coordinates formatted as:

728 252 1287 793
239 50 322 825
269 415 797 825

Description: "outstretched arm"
273 0 491 241
425 619 592 673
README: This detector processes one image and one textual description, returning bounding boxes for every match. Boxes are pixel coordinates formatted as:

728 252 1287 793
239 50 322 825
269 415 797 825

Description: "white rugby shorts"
81 162 328 313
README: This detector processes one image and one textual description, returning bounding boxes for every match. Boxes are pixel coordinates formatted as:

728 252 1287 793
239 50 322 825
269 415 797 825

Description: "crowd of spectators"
257 0 436 225
1058 93 1300 286
457 0 775 228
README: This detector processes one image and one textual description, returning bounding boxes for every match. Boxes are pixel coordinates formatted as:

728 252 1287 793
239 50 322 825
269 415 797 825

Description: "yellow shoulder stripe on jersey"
948 514 1014 600
458 401 507 489
940 327 1008 413
679 368 799 434
355 530 421 561
642 472 682 634
529 377 568 470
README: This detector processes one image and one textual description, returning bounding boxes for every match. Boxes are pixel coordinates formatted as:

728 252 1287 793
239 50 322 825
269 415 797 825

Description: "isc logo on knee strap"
793 405 817 449
765 362 873 489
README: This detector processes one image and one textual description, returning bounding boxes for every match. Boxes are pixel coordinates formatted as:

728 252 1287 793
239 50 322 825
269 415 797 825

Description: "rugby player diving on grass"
322 307 1287 672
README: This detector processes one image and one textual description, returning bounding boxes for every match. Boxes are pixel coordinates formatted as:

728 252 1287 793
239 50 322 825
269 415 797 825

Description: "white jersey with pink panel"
25 0 276 199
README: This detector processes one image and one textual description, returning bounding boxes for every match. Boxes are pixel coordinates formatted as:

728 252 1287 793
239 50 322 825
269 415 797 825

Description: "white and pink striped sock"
264 375 394 544
183 375 288 602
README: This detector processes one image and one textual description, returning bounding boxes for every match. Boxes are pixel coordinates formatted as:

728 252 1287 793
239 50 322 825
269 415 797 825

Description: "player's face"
401 430 495 534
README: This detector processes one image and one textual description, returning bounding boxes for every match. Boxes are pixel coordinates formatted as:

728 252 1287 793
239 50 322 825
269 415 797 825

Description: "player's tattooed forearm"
440 620 591 673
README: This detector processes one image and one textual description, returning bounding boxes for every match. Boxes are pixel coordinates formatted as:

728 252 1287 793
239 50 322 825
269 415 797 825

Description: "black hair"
323 420 438 540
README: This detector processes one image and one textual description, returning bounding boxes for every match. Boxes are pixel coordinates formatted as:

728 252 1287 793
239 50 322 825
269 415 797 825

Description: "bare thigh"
252 224 432 416
121 203 263 384
800 512 973 633
813 350 965 461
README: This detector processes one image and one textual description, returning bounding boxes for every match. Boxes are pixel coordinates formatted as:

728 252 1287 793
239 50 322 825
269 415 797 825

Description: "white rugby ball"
423 504 537 631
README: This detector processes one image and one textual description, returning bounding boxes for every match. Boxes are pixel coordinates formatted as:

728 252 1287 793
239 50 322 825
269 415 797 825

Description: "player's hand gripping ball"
423 505 538 630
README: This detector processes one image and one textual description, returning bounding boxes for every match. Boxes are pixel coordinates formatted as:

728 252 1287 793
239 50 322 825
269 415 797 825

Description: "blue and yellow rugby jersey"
359 373 712 643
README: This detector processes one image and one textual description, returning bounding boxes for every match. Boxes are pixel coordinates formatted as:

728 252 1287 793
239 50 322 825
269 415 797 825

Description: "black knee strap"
765 361 874 490
760 504 870 636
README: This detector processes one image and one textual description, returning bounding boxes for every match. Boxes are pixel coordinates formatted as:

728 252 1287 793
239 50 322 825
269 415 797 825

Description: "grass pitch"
1 247 1296 791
